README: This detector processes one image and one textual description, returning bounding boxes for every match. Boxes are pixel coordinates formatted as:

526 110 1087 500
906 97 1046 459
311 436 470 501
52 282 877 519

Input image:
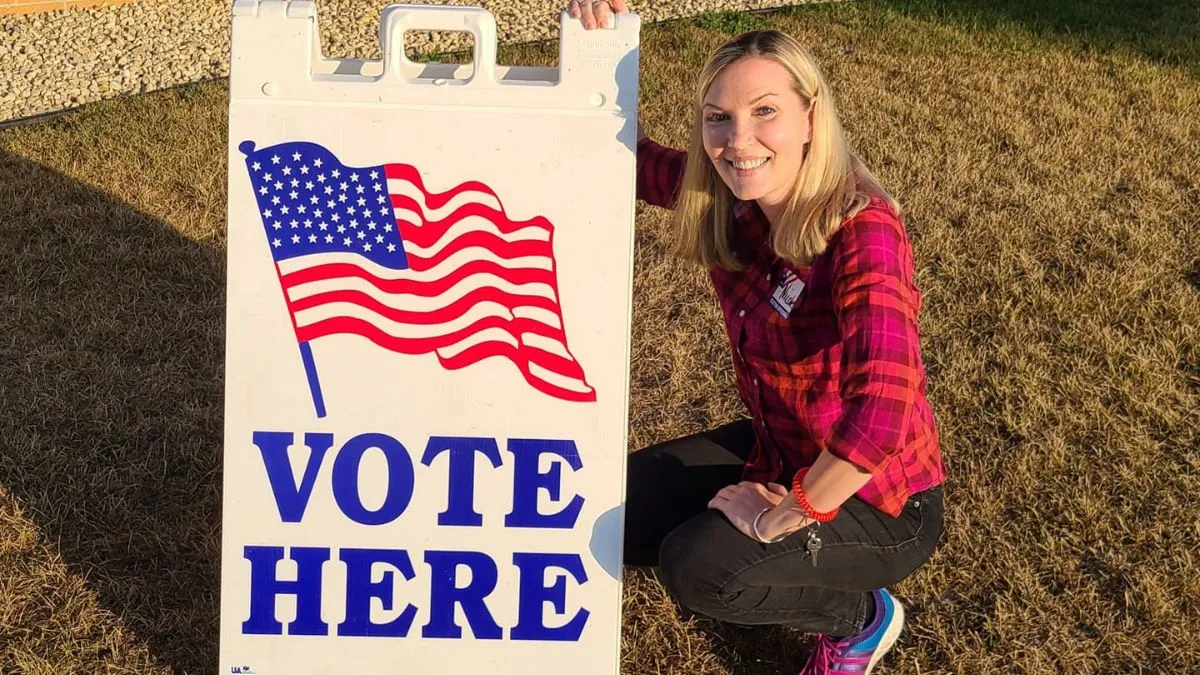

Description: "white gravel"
0 0 815 123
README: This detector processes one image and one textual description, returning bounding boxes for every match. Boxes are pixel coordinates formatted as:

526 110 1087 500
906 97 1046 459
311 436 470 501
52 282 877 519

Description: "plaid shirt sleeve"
636 137 687 209
825 206 921 476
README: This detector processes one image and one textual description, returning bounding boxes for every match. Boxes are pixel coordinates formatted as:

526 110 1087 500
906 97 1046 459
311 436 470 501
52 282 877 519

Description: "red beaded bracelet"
791 468 840 523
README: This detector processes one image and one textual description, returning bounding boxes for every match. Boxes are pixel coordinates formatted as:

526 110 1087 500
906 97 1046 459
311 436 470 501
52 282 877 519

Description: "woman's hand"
708 481 812 542
566 0 630 30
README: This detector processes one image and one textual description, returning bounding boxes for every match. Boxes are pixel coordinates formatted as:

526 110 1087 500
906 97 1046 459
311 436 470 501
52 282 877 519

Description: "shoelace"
801 634 853 674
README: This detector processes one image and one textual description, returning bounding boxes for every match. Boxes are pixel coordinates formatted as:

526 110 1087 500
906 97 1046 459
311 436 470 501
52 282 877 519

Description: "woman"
568 1 947 673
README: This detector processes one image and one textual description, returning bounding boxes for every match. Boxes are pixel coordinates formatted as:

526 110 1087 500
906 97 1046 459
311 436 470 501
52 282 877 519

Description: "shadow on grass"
876 0 1200 76
0 149 224 672
696 619 811 674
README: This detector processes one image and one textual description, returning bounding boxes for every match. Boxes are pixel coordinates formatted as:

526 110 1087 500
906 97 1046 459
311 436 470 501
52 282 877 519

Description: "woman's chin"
727 182 767 202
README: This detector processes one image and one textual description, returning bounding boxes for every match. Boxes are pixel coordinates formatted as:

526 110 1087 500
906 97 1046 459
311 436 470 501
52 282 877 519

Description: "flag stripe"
511 306 564 331
281 259 556 297
276 250 551 280
387 180 503 221
286 275 558 312
385 164 504 212
438 326 518 355
289 287 561 328
442 343 594 401
449 335 588 381
297 316 592 400
294 301 563 341
433 328 587 381
520 331 576 361
296 314 564 354
398 218 550 258
401 230 554 271
525 360 595 395
391 195 552 246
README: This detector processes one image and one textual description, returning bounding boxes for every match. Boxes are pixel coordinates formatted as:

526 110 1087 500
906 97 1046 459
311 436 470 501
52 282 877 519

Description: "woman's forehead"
704 57 795 104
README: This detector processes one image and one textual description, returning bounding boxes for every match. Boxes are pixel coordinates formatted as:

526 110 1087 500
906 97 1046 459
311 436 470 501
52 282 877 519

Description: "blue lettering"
422 550 502 640
242 545 330 635
331 433 415 526
512 552 590 641
252 431 334 523
420 436 503 527
240 544 593 642
505 439 584 529
338 548 418 637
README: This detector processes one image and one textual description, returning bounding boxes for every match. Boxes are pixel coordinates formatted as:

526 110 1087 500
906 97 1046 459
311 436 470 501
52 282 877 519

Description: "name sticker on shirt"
769 268 806 318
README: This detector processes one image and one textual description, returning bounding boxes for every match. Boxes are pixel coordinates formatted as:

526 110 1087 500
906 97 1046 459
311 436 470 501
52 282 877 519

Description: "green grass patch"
692 10 770 34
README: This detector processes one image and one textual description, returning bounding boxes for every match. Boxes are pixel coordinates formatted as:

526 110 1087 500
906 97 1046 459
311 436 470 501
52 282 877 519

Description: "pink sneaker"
798 589 905 674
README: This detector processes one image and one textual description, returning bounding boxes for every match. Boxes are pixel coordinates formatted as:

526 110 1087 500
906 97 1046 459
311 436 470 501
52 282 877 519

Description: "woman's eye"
755 106 776 116
706 112 729 123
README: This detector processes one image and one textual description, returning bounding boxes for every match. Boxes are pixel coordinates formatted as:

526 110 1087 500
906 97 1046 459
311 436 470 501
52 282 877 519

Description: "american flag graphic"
238 140 595 416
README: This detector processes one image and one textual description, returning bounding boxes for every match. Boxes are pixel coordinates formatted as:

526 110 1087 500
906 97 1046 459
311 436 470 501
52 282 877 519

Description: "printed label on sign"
769 269 805 317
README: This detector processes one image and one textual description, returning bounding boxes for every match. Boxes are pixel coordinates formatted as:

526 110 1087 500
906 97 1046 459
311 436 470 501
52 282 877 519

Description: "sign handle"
380 4 499 86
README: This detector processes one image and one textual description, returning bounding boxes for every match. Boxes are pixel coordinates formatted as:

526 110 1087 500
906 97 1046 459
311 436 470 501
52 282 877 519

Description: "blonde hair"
671 30 899 270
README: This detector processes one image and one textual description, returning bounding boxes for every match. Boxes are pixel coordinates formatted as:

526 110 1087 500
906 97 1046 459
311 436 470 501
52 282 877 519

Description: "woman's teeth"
731 157 769 170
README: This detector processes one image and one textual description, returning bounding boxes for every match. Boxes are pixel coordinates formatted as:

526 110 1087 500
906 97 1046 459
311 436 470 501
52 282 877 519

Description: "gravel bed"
0 0 813 123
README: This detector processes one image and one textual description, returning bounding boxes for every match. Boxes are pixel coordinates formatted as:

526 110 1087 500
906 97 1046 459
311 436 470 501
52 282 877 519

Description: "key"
806 530 823 568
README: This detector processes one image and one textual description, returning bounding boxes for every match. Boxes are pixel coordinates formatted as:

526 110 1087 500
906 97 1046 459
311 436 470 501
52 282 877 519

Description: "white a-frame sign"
219 2 640 673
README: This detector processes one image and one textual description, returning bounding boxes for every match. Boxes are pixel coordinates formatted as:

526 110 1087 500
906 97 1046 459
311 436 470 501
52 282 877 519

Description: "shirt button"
738 310 746 317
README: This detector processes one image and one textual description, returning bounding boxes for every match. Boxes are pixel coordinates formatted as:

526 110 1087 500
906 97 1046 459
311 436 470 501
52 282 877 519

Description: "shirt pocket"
798 365 842 442
769 329 843 441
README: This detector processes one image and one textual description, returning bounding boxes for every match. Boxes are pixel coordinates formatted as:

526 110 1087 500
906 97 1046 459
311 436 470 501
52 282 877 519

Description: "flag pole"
298 341 327 418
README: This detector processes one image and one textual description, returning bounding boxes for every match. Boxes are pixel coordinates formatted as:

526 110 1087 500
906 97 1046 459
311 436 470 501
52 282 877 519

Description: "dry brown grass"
2 2 1198 673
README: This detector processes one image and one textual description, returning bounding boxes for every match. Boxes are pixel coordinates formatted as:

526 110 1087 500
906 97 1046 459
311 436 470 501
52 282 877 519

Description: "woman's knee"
657 513 739 617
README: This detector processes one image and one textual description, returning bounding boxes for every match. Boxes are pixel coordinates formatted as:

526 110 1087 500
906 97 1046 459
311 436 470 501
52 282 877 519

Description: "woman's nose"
726 119 753 150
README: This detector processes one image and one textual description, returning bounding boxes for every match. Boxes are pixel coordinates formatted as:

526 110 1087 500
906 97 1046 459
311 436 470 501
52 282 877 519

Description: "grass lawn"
1 0 1198 673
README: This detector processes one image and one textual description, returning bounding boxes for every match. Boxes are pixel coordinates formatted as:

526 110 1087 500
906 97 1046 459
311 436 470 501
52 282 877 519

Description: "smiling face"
701 56 813 213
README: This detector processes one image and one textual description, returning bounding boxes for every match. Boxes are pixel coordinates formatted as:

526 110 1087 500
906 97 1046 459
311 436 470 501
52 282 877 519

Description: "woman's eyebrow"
702 92 778 110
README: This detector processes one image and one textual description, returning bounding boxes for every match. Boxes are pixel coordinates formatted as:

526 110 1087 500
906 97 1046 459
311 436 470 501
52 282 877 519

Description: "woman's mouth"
728 157 770 176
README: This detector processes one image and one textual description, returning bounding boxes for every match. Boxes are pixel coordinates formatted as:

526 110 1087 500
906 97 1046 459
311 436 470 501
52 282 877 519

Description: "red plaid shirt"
636 138 945 517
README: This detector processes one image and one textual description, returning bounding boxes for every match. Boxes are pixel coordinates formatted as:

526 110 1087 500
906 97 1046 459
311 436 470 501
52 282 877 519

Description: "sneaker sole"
865 599 905 674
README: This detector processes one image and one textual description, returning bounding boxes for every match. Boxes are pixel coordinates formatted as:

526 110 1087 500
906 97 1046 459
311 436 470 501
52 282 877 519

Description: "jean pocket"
907 487 945 545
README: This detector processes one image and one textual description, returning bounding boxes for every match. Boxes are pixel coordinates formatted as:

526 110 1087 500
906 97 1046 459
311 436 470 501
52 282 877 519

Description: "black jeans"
623 420 944 637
